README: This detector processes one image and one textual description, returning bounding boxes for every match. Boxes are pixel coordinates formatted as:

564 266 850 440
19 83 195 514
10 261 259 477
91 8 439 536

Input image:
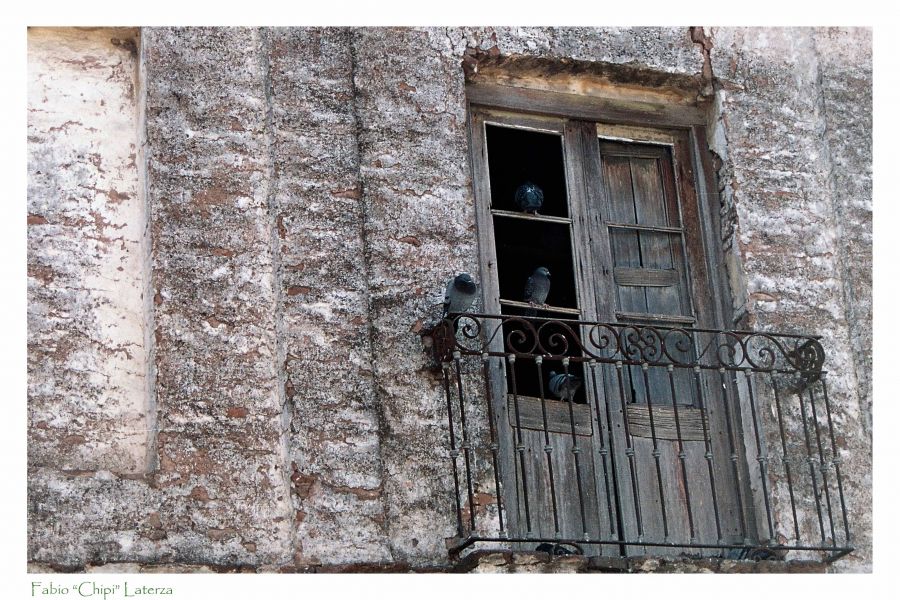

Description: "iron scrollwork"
429 313 826 376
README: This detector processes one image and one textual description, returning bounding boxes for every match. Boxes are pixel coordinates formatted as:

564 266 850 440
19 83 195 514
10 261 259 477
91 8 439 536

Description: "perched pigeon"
535 542 582 556
514 181 544 214
725 546 787 561
548 371 582 402
443 273 478 318
523 266 551 316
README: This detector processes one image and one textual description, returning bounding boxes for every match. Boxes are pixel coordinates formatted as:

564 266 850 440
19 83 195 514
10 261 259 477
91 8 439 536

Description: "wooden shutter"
596 140 697 406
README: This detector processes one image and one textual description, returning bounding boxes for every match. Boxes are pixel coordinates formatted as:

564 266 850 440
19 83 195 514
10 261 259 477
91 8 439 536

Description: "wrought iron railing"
425 314 852 563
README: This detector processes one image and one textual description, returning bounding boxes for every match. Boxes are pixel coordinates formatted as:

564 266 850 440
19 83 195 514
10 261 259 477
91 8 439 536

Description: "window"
466 83 747 556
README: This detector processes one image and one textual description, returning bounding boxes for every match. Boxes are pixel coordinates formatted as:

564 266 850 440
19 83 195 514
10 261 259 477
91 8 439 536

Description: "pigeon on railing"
524 267 551 317
443 273 478 320
549 371 582 402
515 181 544 214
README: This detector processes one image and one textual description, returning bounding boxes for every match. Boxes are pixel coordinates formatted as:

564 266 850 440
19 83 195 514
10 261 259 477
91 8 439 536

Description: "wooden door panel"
591 130 752 554
630 157 669 226
602 156 638 223
511 425 614 554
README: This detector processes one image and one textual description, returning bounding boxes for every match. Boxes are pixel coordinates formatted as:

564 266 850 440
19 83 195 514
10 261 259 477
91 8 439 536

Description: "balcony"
425 314 852 563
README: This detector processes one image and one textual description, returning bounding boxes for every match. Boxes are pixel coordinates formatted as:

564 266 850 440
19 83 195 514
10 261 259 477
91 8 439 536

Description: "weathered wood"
469 110 522 543
578 124 638 553
615 311 696 325
507 394 593 436
626 404 709 441
631 155 669 227
469 103 755 556
468 83 708 128
498 299 582 316
614 267 679 287
480 108 567 134
515 426 609 545
491 209 573 225
602 153 646 351
597 123 679 145
472 108 610 553
607 222 684 234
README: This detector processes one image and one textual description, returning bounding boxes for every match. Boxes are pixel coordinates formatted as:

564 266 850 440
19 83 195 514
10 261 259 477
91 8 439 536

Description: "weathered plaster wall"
705 27 872 571
142 26 295 566
27 27 150 474
27 26 872 573
29 27 297 569
813 28 873 429
262 28 392 565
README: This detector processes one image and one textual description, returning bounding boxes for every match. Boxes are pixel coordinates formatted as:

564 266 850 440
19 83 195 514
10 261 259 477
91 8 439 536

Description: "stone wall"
27 26 872 573
706 27 872 572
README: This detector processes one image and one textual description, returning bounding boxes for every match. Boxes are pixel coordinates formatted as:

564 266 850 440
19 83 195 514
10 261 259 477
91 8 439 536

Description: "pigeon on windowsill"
515 181 544 214
524 266 551 317
549 371 582 403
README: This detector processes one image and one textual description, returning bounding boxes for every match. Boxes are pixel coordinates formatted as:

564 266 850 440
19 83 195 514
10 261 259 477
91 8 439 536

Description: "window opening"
485 122 586 405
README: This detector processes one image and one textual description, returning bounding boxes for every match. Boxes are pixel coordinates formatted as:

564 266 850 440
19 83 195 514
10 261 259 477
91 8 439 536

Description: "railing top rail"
431 313 826 376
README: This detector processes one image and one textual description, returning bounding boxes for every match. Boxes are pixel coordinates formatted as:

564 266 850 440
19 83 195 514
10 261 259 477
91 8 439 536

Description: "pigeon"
548 371 582 402
514 181 544 214
535 542 582 556
523 267 551 316
725 546 787 561
443 273 478 318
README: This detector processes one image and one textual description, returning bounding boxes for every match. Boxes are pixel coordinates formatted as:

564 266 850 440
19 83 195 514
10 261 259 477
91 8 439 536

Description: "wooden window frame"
466 82 759 553
467 82 732 333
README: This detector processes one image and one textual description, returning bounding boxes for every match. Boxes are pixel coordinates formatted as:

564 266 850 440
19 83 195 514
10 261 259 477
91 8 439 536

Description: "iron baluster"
641 362 669 541
719 366 748 542
667 364 696 543
744 370 775 541
534 355 562 535
441 362 464 537
692 365 723 543
820 376 851 545
453 352 477 533
807 384 837 546
507 354 533 537
588 360 619 541
769 374 801 543
561 357 590 540
615 361 644 542
481 352 505 537
796 385 827 545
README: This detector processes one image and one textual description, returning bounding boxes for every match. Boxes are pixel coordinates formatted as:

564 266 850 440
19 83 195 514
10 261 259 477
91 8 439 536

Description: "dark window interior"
486 124 569 218
485 123 585 403
499 313 587 404
493 219 578 310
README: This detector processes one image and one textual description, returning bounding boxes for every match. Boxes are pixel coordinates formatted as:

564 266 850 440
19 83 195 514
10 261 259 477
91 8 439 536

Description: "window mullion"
576 121 619 324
